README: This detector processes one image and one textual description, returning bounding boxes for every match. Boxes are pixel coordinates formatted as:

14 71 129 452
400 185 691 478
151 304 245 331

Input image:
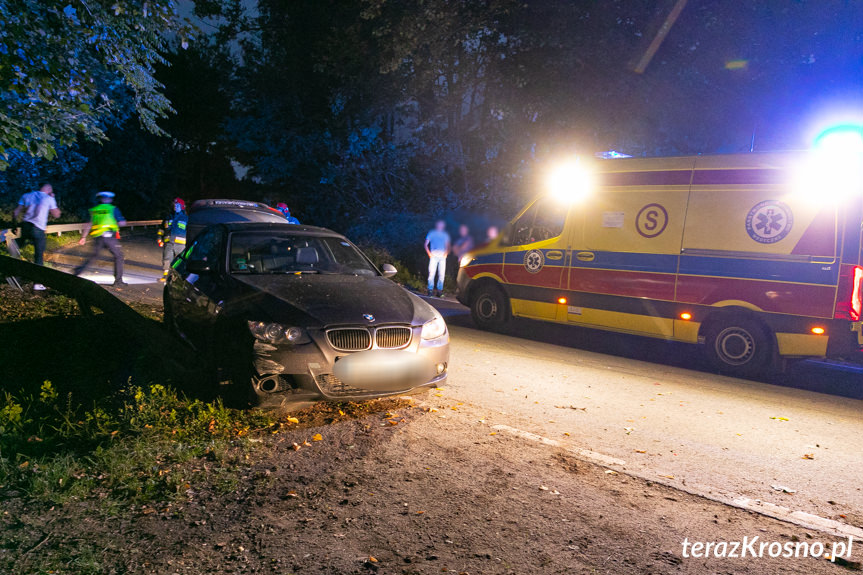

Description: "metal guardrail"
1 219 161 240
1 220 161 290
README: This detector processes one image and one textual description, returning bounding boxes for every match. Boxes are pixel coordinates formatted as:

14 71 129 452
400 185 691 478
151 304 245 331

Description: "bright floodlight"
547 161 592 203
794 124 863 202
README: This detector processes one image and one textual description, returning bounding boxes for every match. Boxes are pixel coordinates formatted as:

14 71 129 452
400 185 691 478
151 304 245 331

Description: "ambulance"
456 138 863 376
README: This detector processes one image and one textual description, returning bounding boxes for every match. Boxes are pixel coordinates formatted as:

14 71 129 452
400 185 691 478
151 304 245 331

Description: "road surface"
432 300 863 537
48 237 863 536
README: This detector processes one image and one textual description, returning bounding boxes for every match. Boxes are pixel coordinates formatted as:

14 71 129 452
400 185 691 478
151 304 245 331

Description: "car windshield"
228 231 378 276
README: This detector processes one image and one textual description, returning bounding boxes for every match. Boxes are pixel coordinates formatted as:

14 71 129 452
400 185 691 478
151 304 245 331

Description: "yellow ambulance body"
457 152 863 375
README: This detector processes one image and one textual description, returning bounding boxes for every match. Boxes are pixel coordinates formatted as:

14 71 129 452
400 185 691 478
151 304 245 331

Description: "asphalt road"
431 297 863 533
48 235 863 533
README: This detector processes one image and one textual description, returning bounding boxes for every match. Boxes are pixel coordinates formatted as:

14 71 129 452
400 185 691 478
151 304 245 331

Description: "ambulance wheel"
704 316 772 377
470 284 510 331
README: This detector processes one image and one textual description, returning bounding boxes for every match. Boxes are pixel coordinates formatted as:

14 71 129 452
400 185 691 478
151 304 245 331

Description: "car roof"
189 198 278 213
219 222 347 238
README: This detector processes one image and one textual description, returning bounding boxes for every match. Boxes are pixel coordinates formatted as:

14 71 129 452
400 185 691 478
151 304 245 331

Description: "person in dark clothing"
74 191 127 286
276 202 301 224
158 197 188 281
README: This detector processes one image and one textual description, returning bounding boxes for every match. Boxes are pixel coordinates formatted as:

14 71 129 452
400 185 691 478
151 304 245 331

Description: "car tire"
470 283 510 331
703 315 773 377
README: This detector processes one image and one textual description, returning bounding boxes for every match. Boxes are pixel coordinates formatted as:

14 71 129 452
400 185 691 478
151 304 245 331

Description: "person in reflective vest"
276 202 301 224
74 191 127 286
158 197 188 281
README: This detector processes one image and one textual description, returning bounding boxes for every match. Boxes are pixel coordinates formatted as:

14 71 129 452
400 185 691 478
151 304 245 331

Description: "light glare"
547 161 592 203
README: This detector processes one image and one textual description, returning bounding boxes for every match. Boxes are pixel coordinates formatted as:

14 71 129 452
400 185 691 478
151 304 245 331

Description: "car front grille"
375 326 411 349
325 326 412 351
326 328 372 351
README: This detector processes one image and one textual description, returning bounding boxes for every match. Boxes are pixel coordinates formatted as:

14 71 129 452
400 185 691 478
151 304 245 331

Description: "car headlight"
421 316 448 340
459 254 475 268
247 321 309 344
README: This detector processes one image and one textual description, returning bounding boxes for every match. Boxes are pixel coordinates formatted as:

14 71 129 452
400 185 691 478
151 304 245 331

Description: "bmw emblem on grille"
363 314 375 322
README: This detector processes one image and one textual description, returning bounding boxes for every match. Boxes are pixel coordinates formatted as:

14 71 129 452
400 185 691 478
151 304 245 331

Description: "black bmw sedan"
164 222 450 409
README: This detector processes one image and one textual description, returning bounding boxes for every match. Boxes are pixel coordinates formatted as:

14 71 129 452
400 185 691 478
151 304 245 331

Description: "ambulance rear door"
678 152 839 321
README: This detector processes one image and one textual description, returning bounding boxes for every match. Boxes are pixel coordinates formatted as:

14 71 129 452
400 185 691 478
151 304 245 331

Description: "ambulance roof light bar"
813 124 863 157
547 159 593 203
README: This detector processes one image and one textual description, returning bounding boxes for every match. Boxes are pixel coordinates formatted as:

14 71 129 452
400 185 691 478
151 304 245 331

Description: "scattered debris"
770 484 797 494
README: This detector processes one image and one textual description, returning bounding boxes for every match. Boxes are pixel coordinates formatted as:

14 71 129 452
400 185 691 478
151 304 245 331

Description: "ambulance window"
508 197 566 246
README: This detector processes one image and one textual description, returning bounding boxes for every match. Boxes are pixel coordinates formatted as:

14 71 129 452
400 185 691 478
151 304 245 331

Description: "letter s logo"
636 204 669 238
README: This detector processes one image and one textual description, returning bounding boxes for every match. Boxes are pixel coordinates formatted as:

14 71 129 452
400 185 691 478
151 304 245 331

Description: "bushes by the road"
0 381 279 506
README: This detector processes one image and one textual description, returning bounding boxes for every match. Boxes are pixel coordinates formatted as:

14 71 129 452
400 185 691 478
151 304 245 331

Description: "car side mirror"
187 259 213 274
381 263 397 278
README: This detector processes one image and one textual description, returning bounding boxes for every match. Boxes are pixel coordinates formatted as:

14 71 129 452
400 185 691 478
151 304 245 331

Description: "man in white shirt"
13 183 60 267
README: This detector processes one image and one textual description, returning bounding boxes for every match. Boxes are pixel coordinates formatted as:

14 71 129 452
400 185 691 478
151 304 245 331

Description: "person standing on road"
12 183 61 271
424 220 450 298
75 191 127 286
276 203 301 224
157 197 188 281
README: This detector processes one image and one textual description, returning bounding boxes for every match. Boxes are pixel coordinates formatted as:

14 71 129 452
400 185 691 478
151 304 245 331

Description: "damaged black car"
164 223 450 408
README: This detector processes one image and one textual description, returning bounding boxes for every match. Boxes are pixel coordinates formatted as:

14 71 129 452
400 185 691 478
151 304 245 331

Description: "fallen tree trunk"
0 255 200 376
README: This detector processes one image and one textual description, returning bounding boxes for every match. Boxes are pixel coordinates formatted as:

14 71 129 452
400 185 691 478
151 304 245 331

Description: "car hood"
232 274 432 327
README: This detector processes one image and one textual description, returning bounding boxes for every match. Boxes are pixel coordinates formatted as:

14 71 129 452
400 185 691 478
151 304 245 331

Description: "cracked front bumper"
250 326 450 404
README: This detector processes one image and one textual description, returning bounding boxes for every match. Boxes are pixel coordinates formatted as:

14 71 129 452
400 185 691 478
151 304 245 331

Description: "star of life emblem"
523 249 545 274
745 200 793 244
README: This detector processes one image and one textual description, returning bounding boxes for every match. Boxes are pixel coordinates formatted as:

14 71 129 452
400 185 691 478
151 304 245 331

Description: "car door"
500 195 574 321
171 227 225 348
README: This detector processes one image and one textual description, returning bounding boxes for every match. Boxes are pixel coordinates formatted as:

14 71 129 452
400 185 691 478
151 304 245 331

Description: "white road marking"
491 423 863 542
491 424 626 466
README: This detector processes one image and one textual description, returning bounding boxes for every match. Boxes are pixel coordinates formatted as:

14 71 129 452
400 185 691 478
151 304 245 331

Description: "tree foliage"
3 0 862 264
0 0 195 169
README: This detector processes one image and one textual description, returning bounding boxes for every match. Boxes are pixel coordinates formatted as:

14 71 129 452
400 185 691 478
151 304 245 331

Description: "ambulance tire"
470 284 510 331
704 315 772 377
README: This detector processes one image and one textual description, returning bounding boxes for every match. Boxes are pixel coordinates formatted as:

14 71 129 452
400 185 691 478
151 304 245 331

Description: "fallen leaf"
286 417 299 425
312 434 323 441
635 450 647 454
624 427 635 435
416 510 425 515
802 453 815 460
539 485 549 491
489 432 497 436
368 556 378 563
659 474 675 479
291 443 301 451
604 470 618 476
770 416 789 421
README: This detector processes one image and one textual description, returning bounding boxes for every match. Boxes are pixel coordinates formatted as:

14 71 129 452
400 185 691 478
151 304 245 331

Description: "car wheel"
703 315 772 377
470 283 510 331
